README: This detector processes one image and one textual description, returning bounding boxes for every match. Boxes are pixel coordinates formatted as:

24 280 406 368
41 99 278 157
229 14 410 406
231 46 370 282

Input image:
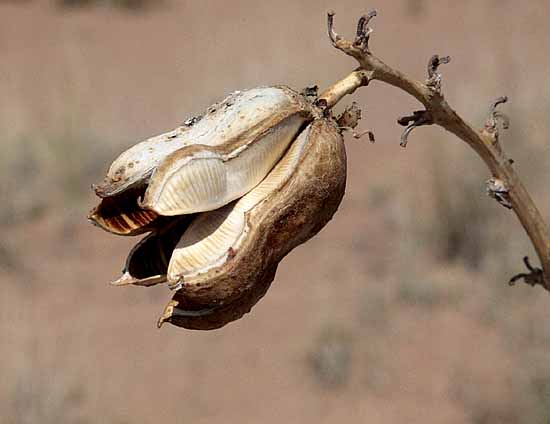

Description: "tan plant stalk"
318 10 550 289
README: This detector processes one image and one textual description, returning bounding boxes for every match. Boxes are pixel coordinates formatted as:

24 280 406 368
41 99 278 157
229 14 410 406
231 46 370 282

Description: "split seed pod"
158 118 346 329
90 86 347 330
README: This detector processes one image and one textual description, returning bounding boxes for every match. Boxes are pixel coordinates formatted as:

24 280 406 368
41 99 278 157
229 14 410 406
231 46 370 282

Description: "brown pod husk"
158 118 346 330
157 265 276 330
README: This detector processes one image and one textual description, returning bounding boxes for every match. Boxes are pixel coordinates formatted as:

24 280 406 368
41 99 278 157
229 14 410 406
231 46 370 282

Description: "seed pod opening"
158 118 346 330
87 184 161 236
112 217 194 286
165 119 315 287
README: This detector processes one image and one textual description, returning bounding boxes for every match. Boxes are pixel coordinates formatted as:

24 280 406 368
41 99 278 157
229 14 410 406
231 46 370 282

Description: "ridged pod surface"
89 86 314 235
157 118 347 330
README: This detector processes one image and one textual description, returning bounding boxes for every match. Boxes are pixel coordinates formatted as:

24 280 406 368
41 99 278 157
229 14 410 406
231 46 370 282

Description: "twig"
426 54 451 92
316 69 372 110
318 10 550 290
397 110 432 147
509 257 545 288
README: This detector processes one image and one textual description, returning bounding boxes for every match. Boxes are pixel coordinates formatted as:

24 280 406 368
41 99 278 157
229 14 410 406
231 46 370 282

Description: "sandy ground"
1 1 550 423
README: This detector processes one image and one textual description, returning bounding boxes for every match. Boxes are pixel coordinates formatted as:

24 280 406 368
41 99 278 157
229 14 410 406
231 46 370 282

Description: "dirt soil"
2 1 550 423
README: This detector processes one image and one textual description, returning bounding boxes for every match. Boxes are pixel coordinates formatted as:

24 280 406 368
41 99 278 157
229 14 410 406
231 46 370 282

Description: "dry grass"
309 326 353 388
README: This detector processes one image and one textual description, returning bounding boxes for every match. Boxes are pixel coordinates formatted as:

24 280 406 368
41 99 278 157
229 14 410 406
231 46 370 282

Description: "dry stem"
319 10 550 290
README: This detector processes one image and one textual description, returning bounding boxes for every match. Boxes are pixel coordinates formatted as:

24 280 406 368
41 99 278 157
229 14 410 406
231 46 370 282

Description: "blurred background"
1 0 550 423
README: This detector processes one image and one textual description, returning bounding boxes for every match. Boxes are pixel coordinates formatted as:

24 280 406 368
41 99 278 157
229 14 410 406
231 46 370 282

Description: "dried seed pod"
156 118 346 330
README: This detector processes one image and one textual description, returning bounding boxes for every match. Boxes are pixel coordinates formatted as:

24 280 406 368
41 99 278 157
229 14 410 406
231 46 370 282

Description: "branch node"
426 54 451 92
486 177 512 209
354 9 377 52
397 110 433 147
509 256 545 288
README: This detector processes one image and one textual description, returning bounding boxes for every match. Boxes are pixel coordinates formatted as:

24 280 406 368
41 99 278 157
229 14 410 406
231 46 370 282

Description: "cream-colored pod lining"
167 122 312 284
142 114 306 215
